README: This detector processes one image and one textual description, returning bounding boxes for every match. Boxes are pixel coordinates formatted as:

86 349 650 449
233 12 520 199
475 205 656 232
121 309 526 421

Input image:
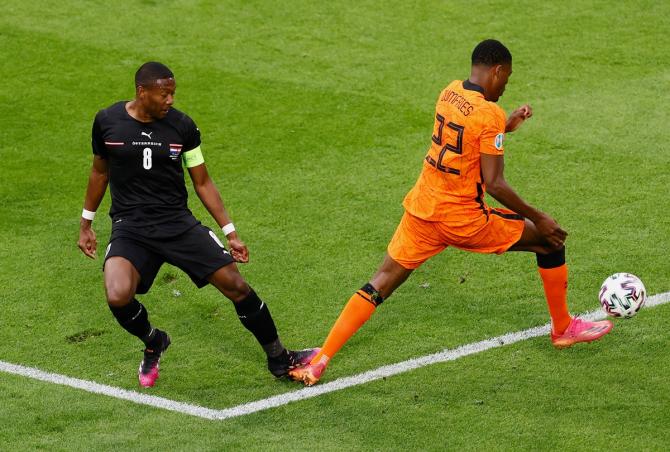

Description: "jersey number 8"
143 147 152 170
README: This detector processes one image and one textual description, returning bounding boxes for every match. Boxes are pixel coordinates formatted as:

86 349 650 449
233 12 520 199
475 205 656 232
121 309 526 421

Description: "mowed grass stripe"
2 291 668 421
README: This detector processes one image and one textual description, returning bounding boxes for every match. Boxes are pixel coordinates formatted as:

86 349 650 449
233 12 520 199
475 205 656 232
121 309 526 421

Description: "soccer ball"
599 273 647 318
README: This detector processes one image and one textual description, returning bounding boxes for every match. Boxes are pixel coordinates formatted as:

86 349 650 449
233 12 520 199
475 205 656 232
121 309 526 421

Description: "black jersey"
92 101 202 238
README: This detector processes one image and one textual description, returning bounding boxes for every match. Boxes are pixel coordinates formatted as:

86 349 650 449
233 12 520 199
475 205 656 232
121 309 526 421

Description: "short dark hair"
135 62 174 87
471 40 512 67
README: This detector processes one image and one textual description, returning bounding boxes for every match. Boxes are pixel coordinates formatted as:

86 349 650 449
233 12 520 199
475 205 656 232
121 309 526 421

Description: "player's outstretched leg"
208 265 318 378
289 283 381 386
232 286 319 377
290 253 412 386
536 247 612 348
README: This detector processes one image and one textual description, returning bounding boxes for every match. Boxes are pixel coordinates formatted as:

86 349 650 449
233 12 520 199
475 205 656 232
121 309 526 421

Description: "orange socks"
310 252 572 369
538 264 571 335
310 288 378 366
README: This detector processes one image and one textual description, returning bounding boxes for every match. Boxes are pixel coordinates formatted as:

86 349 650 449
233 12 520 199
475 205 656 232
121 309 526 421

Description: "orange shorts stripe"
387 209 525 269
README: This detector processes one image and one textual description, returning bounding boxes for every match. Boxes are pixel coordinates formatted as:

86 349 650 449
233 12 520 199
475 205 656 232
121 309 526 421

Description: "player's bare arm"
480 153 567 248
505 104 533 133
78 155 109 258
187 163 249 263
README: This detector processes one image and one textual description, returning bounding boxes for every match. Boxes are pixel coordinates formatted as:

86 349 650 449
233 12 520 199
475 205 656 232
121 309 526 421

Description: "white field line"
1 291 669 421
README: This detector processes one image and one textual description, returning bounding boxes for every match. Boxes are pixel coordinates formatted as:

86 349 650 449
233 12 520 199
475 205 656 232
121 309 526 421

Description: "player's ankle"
551 318 572 336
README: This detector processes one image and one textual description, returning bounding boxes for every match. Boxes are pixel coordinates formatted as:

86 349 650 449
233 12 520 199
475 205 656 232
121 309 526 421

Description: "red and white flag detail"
169 144 183 160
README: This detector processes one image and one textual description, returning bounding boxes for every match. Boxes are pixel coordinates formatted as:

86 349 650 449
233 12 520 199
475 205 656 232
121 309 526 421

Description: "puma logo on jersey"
141 131 153 139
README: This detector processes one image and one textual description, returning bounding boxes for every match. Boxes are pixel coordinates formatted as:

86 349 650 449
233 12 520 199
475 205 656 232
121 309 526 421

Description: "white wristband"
82 209 96 221
222 223 236 236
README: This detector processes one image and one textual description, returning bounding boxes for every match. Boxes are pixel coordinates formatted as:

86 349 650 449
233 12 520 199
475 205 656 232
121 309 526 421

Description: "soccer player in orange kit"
289 39 613 386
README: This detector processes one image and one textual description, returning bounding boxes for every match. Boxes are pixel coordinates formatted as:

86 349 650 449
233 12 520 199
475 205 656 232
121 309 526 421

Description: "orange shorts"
387 209 526 269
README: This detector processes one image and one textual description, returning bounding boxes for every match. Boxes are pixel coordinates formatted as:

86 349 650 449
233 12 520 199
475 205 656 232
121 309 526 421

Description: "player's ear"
491 64 505 83
492 64 502 77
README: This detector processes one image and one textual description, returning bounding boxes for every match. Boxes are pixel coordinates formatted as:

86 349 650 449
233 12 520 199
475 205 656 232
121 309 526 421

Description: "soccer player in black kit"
78 62 317 387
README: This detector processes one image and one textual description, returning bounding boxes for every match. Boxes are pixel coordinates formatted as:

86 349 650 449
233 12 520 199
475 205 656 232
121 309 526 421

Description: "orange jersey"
403 80 507 223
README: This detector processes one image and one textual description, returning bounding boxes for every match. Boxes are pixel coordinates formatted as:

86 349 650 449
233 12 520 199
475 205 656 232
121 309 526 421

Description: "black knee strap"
360 283 384 306
536 246 566 269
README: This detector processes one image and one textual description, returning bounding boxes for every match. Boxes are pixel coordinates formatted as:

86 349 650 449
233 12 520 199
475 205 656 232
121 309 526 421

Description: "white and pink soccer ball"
599 273 646 318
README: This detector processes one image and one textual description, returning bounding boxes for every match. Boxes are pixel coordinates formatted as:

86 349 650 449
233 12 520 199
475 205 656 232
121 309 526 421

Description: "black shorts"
103 224 235 294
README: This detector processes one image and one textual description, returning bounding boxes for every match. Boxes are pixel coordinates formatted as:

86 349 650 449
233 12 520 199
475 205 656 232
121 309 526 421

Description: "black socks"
109 291 283 357
109 298 157 347
233 288 283 356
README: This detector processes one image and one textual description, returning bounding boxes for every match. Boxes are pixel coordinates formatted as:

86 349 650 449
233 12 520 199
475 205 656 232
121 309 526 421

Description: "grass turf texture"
1 0 669 449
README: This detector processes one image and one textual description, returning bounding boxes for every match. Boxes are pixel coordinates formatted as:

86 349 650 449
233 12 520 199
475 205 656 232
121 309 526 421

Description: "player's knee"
223 275 250 302
231 278 250 301
105 280 135 307
208 264 250 301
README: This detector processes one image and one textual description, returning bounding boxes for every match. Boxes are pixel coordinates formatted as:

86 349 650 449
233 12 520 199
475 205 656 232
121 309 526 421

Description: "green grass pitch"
1 0 669 449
